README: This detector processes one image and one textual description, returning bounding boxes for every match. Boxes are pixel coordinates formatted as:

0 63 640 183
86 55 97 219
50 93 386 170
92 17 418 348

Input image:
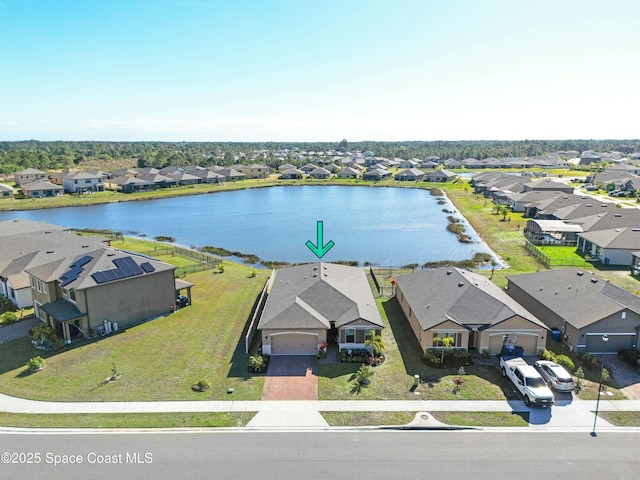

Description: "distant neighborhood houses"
0 219 188 344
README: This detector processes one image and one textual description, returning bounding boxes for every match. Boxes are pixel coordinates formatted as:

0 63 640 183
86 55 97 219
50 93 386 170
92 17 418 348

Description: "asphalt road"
1 430 639 480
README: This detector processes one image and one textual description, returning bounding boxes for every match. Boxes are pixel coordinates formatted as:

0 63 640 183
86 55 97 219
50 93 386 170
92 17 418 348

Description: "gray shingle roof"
395 267 545 331
507 268 640 329
258 263 383 330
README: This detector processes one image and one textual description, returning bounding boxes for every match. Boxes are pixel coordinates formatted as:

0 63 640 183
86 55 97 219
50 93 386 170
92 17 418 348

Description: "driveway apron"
261 355 318 401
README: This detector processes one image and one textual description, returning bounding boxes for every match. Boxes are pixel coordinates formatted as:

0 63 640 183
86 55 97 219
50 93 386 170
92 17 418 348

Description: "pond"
0 185 497 267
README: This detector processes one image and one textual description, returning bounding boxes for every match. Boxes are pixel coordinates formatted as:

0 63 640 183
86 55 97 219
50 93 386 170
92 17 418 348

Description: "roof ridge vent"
591 278 598 283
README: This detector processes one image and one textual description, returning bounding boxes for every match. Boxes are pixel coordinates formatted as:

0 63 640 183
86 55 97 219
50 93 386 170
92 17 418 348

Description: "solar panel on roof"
140 262 155 273
104 270 118 281
91 272 108 284
71 255 93 268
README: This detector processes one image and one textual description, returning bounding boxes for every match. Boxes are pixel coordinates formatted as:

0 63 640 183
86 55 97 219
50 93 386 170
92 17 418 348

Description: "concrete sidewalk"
2 392 640 429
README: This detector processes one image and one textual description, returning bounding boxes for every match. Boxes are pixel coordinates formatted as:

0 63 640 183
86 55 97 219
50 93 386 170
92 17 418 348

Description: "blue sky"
1 0 638 141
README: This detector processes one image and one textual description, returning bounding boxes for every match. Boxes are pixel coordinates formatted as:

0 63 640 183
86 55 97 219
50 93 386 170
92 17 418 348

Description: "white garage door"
271 334 318 355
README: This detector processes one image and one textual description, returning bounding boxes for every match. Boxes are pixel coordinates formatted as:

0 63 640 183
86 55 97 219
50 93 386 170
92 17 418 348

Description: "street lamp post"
591 334 609 437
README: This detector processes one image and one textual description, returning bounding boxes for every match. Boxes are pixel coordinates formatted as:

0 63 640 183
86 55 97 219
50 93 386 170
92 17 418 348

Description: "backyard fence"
524 240 593 268
70 228 124 241
245 271 275 354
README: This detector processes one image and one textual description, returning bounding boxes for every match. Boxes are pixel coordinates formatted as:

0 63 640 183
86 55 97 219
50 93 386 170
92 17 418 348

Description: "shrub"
31 324 64 351
191 379 211 392
423 348 441 365
248 354 268 372
555 354 575 372
579 353 598 369
0 311 18 325
540 349 557 362
574 366 585 387
0 294 17 313
27 356 46 371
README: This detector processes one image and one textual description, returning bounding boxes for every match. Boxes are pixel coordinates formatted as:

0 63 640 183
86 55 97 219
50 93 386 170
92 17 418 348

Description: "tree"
434 336 455 363
355 364 374 385
364 329 385 358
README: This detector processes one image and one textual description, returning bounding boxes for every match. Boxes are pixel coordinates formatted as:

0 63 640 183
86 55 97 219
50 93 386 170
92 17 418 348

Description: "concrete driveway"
261 355 318 401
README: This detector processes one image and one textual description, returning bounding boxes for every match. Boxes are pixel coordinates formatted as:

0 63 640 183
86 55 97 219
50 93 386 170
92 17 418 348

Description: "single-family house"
279 168 304 180
242 164 270 179
397 159 420 169
395 268 547 355
419 160 439 169
0 220 89 308
362 168 391 181
523 180 574 195
258 263 384 355
308 167 331 179
324 163 340 174
0 183 14 199
168 171 201 185
191 169 225 184
28 248 177 344
13 168 47 186
507 268 640 354
61 171 105 193
105 176 156 193
278 163 297 172
336 167 360 179
108 168 139 178
21 181 64 198
300 163 318 174
424 169 457 182
137 173 178 188
462 158 486 169
394 168 425 182
577 227 640 266
216 168 247 182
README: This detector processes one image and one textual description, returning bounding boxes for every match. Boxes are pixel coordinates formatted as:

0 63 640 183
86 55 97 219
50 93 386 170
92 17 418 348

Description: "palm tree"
355 364 374 386
365 330 386 358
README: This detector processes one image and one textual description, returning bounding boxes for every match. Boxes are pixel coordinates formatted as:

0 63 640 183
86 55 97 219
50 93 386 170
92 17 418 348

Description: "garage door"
271 333 318 355
585 334 635 354
489 334 539 355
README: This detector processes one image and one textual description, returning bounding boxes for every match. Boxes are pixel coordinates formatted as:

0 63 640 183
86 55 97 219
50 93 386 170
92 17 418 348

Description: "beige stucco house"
395 267 547 355
258 263 383 355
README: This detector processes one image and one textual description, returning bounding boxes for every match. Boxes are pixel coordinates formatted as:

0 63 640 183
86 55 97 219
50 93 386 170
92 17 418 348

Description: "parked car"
534 360 575 392
585 185 598 191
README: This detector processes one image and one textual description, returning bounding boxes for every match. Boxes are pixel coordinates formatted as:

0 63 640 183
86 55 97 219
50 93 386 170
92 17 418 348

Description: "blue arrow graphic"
305 221 335 259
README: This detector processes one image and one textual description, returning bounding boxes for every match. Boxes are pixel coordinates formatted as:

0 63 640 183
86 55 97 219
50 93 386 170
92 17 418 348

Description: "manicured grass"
431 411 530 427
0 263 271 401
599 411 640 426
321 411 418 426
0 412 255 428
318 297 517 401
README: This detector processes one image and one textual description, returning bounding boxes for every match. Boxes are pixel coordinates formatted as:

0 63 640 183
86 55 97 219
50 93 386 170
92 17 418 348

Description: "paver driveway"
261 355 318 400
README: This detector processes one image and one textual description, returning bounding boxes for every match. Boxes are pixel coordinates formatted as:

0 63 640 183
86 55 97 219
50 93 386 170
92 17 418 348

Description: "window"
433 332 458 347
36 280 41 293
9 287 15 299
31 276 36 288
34 301 43 320
345 328 355 343
42 282 47 294
69 289 76 302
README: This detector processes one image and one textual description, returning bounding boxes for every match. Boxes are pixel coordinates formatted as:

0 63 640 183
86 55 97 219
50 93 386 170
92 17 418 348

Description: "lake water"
0 186 496 267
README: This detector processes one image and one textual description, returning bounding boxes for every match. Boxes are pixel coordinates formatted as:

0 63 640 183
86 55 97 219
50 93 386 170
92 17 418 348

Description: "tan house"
258 263 383 355
13 168 47 186
0 183 14 199
395 267 547 355
21 181 64 198
241 164 270 179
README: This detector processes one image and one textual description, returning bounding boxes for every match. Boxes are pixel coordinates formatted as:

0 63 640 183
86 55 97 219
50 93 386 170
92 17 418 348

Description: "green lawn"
0 412 255 429
431 411 530 427
599 411 640 426
321 411 418 426
318 297 517 401
0 263 270 401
